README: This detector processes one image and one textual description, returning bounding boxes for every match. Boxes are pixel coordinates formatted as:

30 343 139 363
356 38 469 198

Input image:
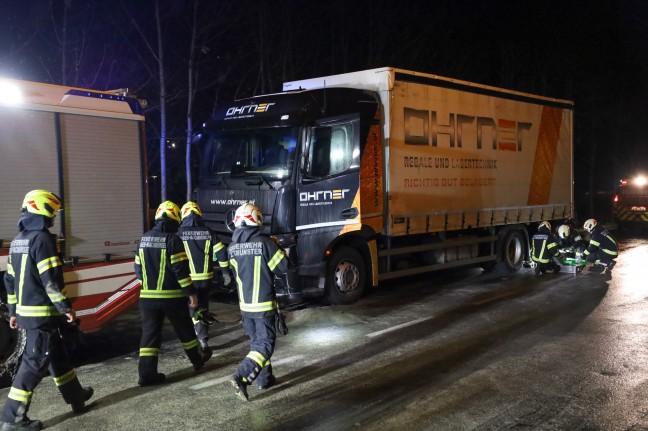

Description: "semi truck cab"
196 88 379 304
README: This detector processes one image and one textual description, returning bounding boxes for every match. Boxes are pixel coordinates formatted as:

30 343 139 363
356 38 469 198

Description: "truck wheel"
0 320 25 383
325 246 366 305
496 229 526 274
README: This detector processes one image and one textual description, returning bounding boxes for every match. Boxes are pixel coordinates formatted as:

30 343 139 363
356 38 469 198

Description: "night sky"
1 0 647 207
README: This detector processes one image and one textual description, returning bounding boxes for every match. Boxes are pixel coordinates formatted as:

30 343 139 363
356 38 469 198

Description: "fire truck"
613 175 648 230
0 78 148 375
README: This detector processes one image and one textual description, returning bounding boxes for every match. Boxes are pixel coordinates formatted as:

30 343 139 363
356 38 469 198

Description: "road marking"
189 375 232 390
189 355 306 390
78 362 106 371
366 316 435 338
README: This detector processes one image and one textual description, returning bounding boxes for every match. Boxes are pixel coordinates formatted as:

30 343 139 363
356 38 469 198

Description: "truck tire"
495 229 526 274
324 246 366 305
0 319 25 384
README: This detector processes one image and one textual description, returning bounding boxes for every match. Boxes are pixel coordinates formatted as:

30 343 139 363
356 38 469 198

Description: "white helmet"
557 224 570 239
539 220 551 231
583 218 597 233
234 203 263 227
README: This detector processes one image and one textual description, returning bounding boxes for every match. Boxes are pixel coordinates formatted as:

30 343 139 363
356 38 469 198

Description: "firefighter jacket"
3 213 72 330
584 226 618 263
228 226 288 318
135 218 196 309
556 233 586 253
178 214 229 282
531 226 561 264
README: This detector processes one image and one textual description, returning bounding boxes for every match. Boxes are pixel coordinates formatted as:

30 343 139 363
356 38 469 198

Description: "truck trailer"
0 78 148 372
195 67 574 304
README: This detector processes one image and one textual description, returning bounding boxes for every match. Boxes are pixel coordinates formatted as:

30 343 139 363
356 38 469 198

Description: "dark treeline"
1 0 646 214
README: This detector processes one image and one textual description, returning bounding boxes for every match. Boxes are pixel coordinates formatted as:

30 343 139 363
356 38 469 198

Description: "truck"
613 174 648 231
0 78 148 374
194 67 574 305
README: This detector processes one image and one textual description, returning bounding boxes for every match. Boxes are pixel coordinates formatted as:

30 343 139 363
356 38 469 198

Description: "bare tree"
154 0 168 200
59 0 69 85
185 0 199 201
119 0 170 201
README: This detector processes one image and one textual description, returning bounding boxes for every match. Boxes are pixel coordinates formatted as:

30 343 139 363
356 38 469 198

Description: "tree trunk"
61 0 70 85
155 0 167 201
186 0 199 202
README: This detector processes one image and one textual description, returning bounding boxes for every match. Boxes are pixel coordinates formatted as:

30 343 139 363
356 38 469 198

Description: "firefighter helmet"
181 201 202 219
539 220 551 231
22 190 62 218
155 201 181 223
557 224 570 239
234 203 263 227
583 218 597 233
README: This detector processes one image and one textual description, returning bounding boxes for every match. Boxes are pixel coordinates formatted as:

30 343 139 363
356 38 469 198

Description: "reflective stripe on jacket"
531 231 560 264
178 221 229 283
228 227 288 318
3 225 71 329
135 220 196 308
584 227 618 262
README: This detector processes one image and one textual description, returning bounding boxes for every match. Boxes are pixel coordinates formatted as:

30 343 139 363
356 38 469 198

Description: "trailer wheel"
496 229 526 273
324 246 366 305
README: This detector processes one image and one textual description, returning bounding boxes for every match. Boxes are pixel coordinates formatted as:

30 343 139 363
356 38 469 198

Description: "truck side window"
308 123 354 178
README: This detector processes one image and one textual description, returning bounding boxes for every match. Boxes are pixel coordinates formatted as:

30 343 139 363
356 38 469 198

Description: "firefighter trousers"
587 250 617 266
138 307 203 380
1 327 85 423
236 316 276 386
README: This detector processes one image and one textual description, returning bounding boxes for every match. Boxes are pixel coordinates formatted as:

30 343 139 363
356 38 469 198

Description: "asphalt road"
2 236 646 431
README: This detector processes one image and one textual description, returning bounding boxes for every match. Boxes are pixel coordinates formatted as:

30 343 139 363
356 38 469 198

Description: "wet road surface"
3 236 647 430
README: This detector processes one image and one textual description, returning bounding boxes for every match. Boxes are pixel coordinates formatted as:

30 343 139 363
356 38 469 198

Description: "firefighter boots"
229 374 249 401
138 372 166 387
0 418 43 430
589 264 605 273
257 374 276 390
605 261 616 274
193 346 213 372
71 386 94 414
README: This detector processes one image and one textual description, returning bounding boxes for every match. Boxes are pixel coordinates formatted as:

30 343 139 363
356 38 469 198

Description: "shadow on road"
264 273 610 429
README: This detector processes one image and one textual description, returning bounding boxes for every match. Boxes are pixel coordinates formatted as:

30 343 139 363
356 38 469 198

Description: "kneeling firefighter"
556 224 586 254
531 221 563 274
582 218 618 274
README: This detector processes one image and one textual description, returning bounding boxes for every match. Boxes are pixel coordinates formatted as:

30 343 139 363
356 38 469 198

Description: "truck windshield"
200 127 298 181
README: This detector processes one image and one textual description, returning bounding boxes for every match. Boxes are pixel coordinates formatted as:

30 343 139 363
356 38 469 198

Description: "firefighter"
1 190 93 431
556 223 586 254
228 203 288 401
582 218 618 274
177 201 231 352
531 220 563 274
134 201 212 386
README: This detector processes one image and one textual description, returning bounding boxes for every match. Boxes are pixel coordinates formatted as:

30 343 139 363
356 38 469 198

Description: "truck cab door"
296 116 361 274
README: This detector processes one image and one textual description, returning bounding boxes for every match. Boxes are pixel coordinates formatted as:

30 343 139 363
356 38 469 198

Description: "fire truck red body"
0 78 148 340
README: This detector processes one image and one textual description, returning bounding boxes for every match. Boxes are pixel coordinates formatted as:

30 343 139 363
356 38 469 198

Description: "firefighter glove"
194 309 218 326
222 269 232 287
